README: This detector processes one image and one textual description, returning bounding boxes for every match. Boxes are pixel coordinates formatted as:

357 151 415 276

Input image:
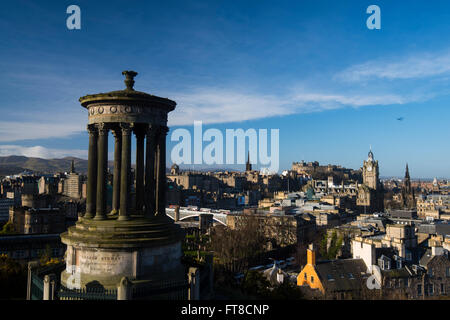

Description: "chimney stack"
307 243 316 266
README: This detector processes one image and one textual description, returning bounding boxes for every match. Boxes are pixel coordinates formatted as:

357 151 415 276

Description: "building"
417 194 450 220
245 151 252 172
400 164 416 209
378 244 450 299
0 233 65 262
291 161 361 182
0 197 14 223
63 160 81 199
38 176 58 195
352 223 418 267
226 212 316 247
296 244 369 299
21 176 39 195
357 149 384 213
9 206 65 234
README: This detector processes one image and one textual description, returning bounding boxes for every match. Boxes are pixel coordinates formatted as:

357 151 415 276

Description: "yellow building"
297 244 325 293
297 244 368 299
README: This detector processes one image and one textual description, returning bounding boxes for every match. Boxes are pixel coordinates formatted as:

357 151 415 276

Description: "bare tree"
209 213 266 274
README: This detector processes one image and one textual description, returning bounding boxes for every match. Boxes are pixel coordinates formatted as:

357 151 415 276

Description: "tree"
0 254 27 299
240 270 271 298
319 230 343 260
241 271 304 300
209 214 266 274
0 221 16 235
269 280 304 300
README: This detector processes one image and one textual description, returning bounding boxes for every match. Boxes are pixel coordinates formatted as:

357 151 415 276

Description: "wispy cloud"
289 91 428 109
0 121 85 142
169 90 294 125
336 51 450 82
0 145 88 159
1 51 444 135
168 88 421 126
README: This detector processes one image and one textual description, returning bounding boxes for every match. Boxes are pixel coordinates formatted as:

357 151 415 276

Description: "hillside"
0 156 89 176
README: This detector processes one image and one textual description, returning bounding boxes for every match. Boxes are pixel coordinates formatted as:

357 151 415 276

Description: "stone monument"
60 71 185 292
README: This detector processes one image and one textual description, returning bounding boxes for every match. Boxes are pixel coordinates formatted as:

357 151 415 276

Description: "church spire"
405 163 410 180
70 159 75 173
246 151 252 172
368 146 374 161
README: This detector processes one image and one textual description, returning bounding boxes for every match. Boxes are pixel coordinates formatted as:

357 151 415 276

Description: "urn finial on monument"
122 70 138 90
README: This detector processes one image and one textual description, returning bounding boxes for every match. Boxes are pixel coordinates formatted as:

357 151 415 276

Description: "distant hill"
0 156 153 177
0 156 89 176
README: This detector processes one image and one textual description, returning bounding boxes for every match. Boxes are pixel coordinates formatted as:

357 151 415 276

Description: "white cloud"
336 51 450 82
0 145 88 159
290 91 420 108
0 121 85 142
167 88 419 126
169 90 294 126
1 52 442 136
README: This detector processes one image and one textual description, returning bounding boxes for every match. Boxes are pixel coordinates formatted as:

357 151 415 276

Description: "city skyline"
1 1 450 178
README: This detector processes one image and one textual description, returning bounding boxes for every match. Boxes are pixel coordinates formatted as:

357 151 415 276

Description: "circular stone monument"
60 71 185 291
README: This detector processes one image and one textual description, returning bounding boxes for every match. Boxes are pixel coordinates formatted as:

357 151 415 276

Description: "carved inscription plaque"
77 250 133 275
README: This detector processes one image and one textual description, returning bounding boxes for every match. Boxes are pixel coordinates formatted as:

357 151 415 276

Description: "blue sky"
1 0 450 178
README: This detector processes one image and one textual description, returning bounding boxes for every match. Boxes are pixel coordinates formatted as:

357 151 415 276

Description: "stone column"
144 125 157 218
155 126 168 217
134 126 145 214
111 128 122 215
85 125 98 219
43 274 56 300
95 123 108 220
188 267 200 300
117 277 132 300
119 123 131 221
26 261 39 300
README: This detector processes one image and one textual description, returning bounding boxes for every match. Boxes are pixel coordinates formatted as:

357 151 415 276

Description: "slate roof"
435 224 450 237
380 267 412 278
315 259 367 292
419 249 434 267
389 210 417 219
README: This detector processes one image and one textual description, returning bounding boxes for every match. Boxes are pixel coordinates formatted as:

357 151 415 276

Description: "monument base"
60 215 185 290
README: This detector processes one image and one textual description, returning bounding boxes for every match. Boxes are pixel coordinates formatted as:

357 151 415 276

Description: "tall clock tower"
362 150 379 190
357 149 384 213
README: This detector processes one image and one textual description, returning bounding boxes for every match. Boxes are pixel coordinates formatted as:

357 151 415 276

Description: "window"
429 284 434 296
348 273 354 279
417 284 422 296
446 267 450 278
406 252 412 261
441 283 445 294
327 274 334 281
428 268 433 277
311 276 314 283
